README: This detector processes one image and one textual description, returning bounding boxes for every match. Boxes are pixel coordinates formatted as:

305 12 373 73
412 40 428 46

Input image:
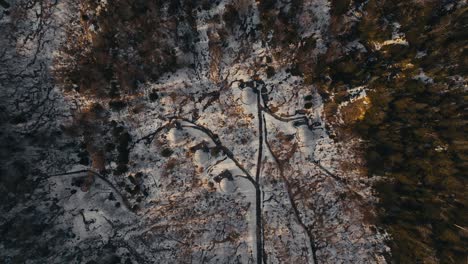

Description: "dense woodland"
328 1 467 263
355 2 467 262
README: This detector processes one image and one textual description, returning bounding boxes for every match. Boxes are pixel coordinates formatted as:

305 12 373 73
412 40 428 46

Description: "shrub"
161 148 173 158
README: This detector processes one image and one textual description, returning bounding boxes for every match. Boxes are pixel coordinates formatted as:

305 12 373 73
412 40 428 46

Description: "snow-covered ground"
0 0 389 263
